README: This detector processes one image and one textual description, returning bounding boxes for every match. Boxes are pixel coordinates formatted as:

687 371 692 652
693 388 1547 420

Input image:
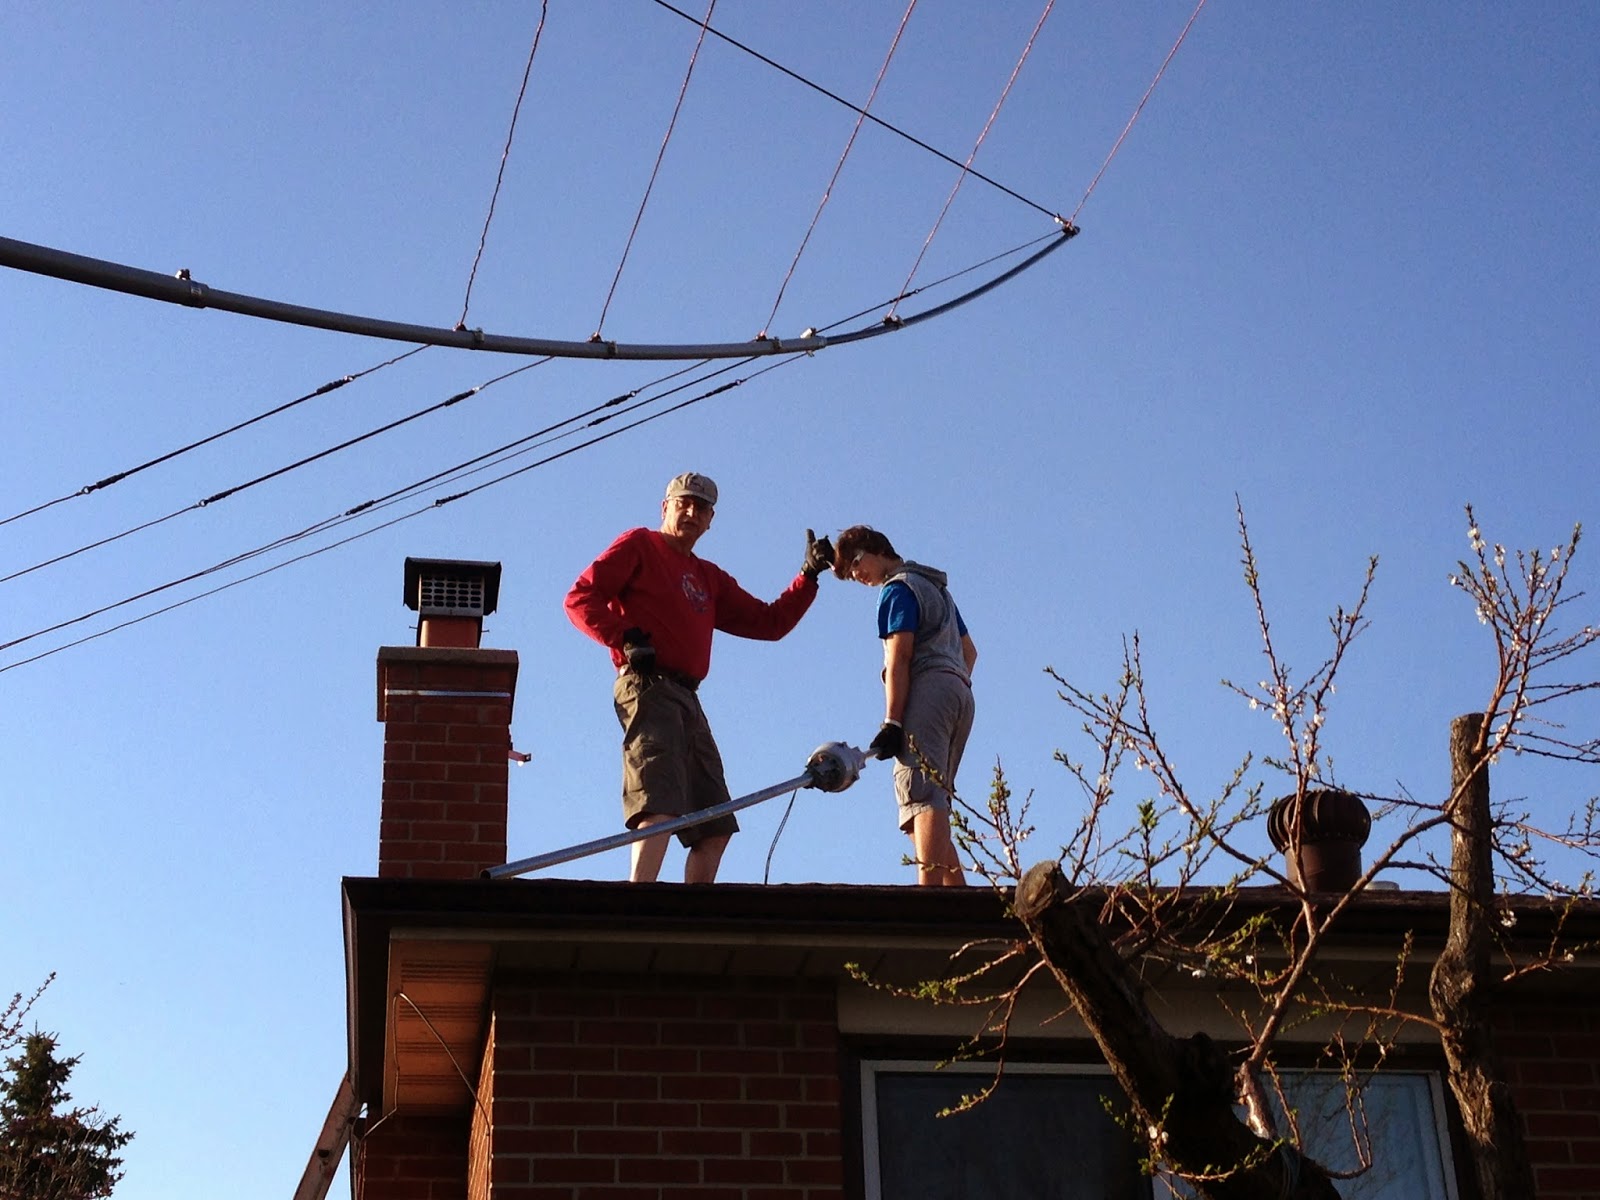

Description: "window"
1275 1071 1459 1200
862 1061 1150 1200
860 1060 1459 1200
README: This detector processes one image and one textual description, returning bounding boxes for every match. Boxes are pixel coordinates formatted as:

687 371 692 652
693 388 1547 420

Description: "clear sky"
3 2 1597 1196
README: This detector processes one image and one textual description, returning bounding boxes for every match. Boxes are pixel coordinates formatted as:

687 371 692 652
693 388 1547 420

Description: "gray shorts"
893 670 975 833
613 672 737 845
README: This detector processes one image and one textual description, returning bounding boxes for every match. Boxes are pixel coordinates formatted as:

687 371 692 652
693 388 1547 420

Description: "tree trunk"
1428 712 1536 1200
1015 862 1341 1200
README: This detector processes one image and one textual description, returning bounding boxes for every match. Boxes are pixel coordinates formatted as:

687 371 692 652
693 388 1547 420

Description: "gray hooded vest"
885 561 969 684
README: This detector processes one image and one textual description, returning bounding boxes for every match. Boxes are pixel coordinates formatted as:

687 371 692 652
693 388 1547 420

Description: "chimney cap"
403 557 502 616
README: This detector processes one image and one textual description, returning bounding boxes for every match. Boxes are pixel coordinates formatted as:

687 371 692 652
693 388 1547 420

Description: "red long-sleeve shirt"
564 527 817 682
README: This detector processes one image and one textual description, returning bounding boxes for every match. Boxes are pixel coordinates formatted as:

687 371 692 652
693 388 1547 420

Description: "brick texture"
357 1114 469 1200
1494 999 1600 1198
489 975 843 1200
470 1014 497 1200
376 647 517 878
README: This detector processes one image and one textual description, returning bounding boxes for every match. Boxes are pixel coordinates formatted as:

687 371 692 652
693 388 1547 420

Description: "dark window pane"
873 1071 1152 1200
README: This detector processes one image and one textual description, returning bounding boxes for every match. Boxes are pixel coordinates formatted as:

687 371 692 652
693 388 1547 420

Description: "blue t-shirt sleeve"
877 580 920 638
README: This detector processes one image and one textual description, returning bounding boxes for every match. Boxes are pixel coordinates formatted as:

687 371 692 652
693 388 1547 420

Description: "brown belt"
622 666 700 692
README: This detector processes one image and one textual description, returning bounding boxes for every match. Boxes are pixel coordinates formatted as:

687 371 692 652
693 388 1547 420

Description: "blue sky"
3 2 1597 1196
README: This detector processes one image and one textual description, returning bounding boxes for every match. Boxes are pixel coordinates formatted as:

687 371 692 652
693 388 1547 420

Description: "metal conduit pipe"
0 228 1074 362
484 741 868 879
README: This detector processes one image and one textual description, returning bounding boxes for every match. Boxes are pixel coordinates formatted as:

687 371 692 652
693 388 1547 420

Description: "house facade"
340 565 1600 1199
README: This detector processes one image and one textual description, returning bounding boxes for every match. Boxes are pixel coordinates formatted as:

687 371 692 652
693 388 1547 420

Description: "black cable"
6 228 1061 593
814 229 1063 334
340 359 737 518
247 360 741 558
0 355 797 668
887 0 1056 320
763 790 801 885
0 345 427 530
646 0 1064 223
0 221 1072 665
1 356 546 584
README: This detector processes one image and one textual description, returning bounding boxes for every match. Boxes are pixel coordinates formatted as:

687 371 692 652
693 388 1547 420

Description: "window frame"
855 1056 1463 1200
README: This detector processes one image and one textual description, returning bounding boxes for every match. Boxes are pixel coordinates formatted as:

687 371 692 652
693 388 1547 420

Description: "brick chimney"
376 558 517 879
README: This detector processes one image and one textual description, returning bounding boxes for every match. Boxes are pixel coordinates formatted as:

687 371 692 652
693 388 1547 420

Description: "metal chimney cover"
402 557 502 616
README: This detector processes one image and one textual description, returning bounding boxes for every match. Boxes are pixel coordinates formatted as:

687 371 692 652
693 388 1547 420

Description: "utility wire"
1068 0 1210 225
1 356 549 585
0 360 744 653
592 0 718 339
6 225 1055 590
0 356 796 672
760 0 918 338
888 0 1055 321
457 2 550 330
0 345 427 530
1 229 1067 360
2 229 1071 667
302 359 738 540
646 0 1064 223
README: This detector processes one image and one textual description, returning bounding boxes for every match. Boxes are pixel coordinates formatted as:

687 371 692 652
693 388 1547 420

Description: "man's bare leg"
684 833 729 884
912 811 967 887
630 815 672 882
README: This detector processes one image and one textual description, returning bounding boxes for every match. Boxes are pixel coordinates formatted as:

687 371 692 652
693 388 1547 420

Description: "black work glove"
869 720 904 761
621 627 657 674
802 528 835 580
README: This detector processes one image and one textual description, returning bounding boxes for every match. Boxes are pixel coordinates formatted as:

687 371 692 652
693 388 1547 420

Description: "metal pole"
483 773 814 879
0 228 1072 362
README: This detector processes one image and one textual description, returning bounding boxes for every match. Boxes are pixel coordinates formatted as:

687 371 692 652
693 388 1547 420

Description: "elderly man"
565 472 833 883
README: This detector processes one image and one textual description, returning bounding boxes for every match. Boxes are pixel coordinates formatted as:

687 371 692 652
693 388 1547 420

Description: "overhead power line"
0 355 794 673
593 0 719 339
0 223 1072 674
889 0 1056 321
5 228 1065 590
646 0 1065 223
0 345 427 530
457 2 550 329
0 228 1074 360
1069 0 1211 225
1 357 548 585
761 0 920 338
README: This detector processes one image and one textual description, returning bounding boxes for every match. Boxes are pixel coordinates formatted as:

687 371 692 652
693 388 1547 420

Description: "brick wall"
1494 998 1600 1197
470 1013 497 1200
376 646 518 879
357 1114 469 1200
487 974 844 1199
